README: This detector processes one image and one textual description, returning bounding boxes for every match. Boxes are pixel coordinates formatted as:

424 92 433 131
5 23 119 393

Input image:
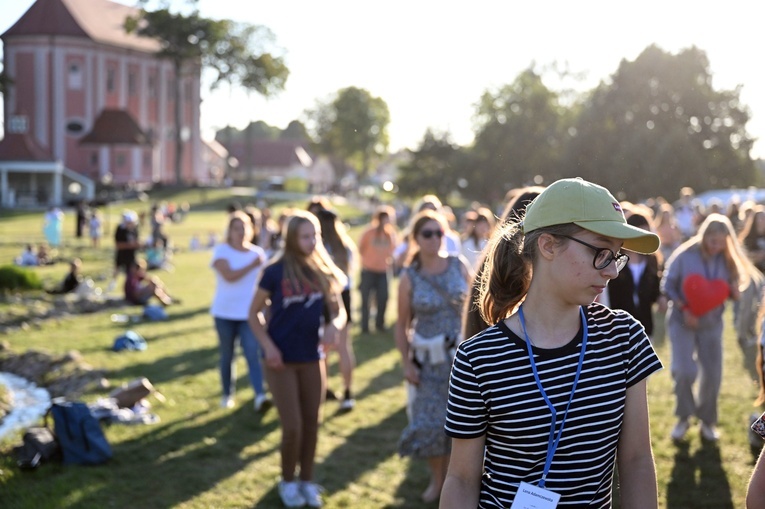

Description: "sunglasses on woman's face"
419 228 444 239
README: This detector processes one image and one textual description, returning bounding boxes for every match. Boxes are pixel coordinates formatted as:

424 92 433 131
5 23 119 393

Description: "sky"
1 0 765 158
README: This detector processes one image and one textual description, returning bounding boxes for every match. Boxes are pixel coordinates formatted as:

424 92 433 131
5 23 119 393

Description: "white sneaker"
220 396 234 409
254 393 272 412
300 481 324 508
700 423 720 442
671 420 690 441
339 398 355 411
278 480 306 508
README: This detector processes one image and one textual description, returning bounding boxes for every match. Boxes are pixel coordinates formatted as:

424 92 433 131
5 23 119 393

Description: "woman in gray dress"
394 209 472 504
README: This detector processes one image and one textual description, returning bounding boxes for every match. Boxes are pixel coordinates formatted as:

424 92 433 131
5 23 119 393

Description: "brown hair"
316 209 357 276
477 222 582 326
403 210 447 269
268 210 347 309
462 187 543 339
226 210 253 245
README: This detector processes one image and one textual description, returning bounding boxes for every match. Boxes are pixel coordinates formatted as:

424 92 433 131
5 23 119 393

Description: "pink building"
0 0 203 207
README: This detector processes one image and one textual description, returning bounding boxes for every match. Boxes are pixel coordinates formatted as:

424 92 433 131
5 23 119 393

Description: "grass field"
0 189 762 508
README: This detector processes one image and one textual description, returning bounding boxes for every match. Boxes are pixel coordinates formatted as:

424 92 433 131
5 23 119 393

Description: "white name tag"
509 481 560 509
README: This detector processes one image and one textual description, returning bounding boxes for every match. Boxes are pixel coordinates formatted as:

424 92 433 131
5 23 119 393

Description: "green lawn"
0 190 762 508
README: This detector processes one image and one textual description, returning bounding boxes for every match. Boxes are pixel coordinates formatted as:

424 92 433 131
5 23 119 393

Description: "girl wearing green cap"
441 178 662 508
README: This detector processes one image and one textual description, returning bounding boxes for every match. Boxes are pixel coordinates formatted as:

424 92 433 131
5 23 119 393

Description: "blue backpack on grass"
112 330 147 352
50 398 112 465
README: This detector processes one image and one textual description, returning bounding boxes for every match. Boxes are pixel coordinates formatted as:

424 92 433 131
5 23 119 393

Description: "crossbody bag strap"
416 263 463 316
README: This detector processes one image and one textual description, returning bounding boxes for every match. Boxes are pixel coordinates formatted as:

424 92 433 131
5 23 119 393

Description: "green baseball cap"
522 177 660 254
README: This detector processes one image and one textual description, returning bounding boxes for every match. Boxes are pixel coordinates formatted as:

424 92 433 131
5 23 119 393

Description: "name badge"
509 481 560 509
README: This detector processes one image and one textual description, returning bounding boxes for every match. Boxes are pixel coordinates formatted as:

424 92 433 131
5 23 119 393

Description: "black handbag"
14 425 61 469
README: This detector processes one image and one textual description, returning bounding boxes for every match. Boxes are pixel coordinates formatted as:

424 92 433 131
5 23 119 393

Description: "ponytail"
478 222 531 325
478 222 583 325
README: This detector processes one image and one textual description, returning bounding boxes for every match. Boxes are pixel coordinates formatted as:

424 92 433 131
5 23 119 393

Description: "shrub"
0 265 43 291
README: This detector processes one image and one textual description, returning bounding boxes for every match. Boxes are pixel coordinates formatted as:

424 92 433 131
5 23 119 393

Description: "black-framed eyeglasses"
419 228 444 239
557 234 630 272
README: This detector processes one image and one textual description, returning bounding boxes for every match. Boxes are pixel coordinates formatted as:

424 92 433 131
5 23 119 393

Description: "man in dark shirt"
108 211 141 293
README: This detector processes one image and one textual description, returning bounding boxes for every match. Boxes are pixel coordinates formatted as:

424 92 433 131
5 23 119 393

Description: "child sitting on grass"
124 260 175 306
46 258 83 295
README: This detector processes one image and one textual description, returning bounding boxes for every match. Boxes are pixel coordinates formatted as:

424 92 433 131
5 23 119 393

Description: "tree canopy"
125 3 288 183
305 86 390 179
214 120 309 143
408 45 758 207
566 44 756 200
397 130 468 199
469 69 566 202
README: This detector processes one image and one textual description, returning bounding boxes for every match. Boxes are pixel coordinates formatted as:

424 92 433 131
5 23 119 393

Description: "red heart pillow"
682 273 730 317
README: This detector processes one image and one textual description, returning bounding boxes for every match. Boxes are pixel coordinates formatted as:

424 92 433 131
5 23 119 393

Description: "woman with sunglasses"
395 209 472 504
441 178 662 508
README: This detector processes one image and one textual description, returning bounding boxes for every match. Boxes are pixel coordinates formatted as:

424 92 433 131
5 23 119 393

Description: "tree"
125 3 288 184
280 120 310 141
306 86 390 179
469 69 566 202
565 45 757 200
397 130 468 199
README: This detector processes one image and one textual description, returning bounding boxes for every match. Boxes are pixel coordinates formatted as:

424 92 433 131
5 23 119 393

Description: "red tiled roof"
79 109 151 145
2 0 160 53
0 132 53 162
222 139 313 168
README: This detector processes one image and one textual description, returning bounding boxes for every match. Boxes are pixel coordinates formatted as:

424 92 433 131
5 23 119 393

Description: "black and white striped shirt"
445 302 662 508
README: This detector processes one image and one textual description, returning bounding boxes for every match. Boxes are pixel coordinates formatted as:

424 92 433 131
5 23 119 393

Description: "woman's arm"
439 436 485 509
394 272 418 385
323 289 348 345
213 255 262 282
247 288 283 370
616 379 658 509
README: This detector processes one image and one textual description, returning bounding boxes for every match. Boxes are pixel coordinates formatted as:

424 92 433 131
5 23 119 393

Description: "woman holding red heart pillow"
662 213 761 442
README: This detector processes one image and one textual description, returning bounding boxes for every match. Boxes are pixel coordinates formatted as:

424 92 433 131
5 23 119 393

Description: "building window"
107 68 116 92
7 115 28 134
66 119 85 135
116 154 126 167
148 75 156 98
167 79 175 99
90 152 98 166
128 72 137 96
68 63 83 89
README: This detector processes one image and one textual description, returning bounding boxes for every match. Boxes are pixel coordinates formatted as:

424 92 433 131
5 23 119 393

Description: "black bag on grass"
50 398 112 465
14 425 60 469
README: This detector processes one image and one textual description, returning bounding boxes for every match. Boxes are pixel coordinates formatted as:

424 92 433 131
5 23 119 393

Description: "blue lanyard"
518 305 588 489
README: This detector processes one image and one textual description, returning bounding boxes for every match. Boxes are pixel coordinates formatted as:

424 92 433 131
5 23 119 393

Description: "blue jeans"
214 317 265 397
359 269 389 331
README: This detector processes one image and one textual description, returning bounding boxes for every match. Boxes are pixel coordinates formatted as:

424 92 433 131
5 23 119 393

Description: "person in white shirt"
460 207 495 270
210 211 270 412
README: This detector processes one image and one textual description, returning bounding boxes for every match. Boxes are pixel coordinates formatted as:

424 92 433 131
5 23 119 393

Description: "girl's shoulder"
586 301 641 328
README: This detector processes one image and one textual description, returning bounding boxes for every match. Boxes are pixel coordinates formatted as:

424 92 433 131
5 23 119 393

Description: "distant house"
0 0 203 207
222 138 317 187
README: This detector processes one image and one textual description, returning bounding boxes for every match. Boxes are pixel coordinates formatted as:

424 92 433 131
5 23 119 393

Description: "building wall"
3 33 202 186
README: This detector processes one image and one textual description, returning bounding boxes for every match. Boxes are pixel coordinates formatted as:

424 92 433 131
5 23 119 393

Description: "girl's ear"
537 233 557 262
